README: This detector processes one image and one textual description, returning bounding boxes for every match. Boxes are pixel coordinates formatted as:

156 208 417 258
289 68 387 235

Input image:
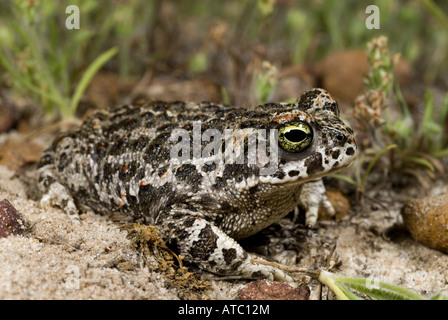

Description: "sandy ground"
0 150 447 300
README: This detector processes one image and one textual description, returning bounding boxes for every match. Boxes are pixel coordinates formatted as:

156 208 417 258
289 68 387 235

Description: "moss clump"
121 223 210 300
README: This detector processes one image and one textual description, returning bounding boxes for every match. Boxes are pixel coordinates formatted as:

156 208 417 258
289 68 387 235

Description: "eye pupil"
285 130 306 143
278 121 313 153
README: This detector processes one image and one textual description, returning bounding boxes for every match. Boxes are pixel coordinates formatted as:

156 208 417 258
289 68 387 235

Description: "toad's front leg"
157 210 294 282
298 179 335 227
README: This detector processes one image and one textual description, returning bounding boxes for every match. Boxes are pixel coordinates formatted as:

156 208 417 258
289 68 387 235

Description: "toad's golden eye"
278 121 313 153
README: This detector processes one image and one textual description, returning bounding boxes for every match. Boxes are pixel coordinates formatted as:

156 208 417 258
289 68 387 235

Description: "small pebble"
237 280 310 300
0 199 25 238
319 190 351 220
401 194 448 253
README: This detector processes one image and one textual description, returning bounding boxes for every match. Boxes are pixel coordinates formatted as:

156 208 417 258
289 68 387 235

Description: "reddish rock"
0 199 25 238
237 280 310 300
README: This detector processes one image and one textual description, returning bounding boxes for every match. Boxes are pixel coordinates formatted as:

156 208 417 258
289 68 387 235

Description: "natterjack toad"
37 88 357 281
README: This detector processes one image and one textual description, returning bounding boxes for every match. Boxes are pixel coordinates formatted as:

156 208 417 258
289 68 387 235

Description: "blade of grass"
329 174 357 186
421 89 435 132
440 92 448 127
403 156 435 171
433 148 448 158
329 273 426 300
360 144 397 192
220 86 230 105
320 271 448 300
66 46 118 118
339 284 365 300
0 49 63 108
12 20 65 108
413 151 445 175
394 77 411 119
430 294 448 300
318 271 350 300
420 0 448 31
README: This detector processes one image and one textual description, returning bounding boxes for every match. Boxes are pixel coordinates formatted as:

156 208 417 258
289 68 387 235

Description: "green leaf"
330 174 357 186
318 271 350 300
254 62 278 104
433 148 448 158
188 52 208 74
404 156 435 171
422 89 435 126
257 0 275 16
321 271 428 300
220 87 230 105
339 284 365 300
394 77 411 119
440 92 448 127
335 278 424 300
66 47 118 118
430 294 448 300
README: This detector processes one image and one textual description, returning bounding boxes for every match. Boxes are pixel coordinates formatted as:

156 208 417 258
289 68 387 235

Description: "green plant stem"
319 271 432 300
360 144 397 192
65 46 118 118
329 274 426 300
329 173 357 186
420 0 448 31
318 271 350 300
404 156 435 172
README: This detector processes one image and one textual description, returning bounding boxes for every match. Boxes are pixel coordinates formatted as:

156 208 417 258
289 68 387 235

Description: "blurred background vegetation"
0 0 447 115
0 0 447 188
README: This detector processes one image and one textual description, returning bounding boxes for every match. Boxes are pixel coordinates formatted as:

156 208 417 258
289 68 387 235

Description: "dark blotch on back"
132 183 173 221
184 217 196 227
144 142 171 162
175 164 203 192
239 120 267 129
220 201 233 212
259 102 283 109
223 164 257 183
298 89 320 109
202 162 216 172
213 177 226 189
